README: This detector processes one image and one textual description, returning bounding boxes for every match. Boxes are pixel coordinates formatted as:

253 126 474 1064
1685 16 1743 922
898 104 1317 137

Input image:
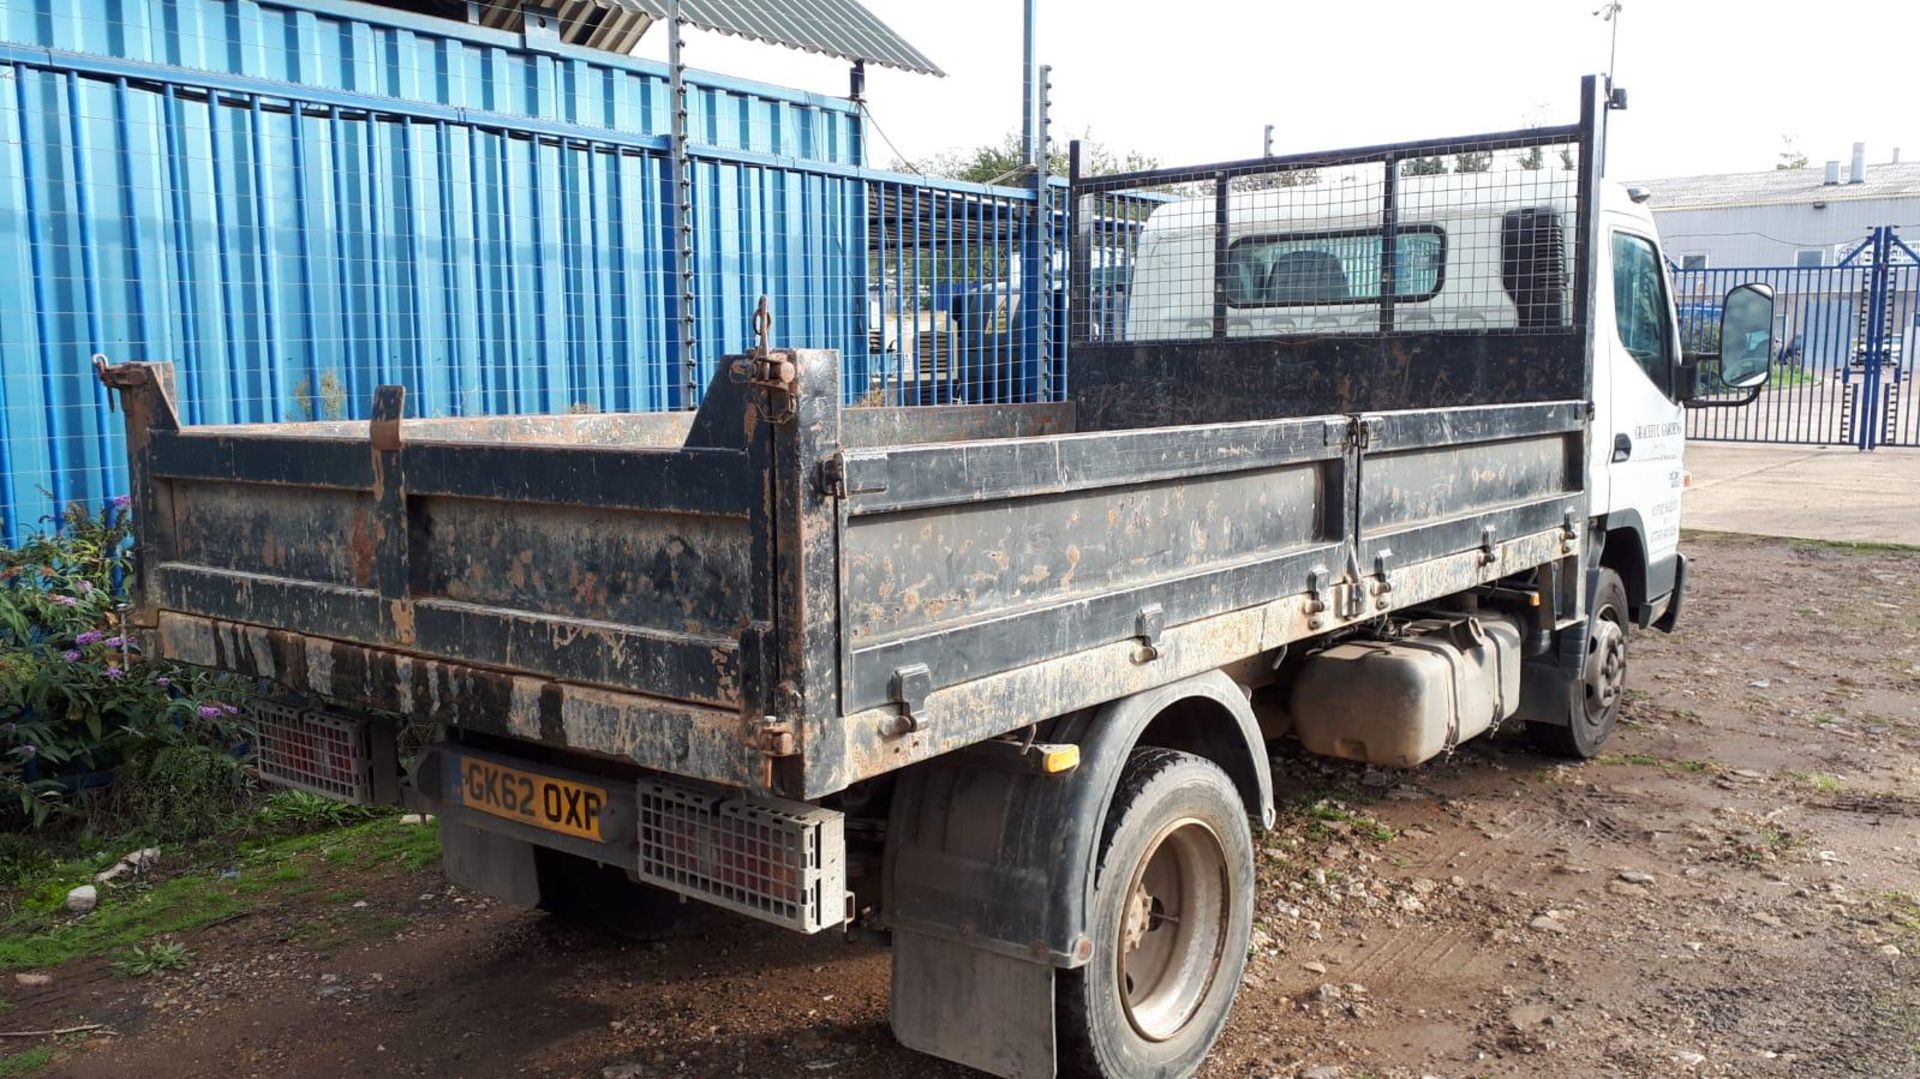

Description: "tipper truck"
99 77 1774 1077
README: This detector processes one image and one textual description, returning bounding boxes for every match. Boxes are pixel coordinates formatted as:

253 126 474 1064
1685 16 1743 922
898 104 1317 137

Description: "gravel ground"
8 531 1920 1079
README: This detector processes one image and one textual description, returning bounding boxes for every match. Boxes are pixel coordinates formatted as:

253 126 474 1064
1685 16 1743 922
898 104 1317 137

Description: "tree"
1401 156 1447 177
1776 135 1808 171
916 132 1157 185
1516 145 1545 170
1558 146 1576 172
1453 150 1493 174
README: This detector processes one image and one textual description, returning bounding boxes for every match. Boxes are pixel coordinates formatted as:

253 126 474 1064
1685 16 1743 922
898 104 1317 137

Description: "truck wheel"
1528 568 1630 759
1059 747 1254 1078
534 847 705 943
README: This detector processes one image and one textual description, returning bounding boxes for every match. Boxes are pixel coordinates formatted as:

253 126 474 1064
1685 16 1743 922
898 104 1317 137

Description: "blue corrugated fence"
0 0 1058 543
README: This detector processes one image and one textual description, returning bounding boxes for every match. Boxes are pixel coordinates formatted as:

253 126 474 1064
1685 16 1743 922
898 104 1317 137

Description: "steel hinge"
1305 565 1330 630
885 664 932 737
1134 603 1165 661
817 453 848 498
1345 416 1375 452
1371 548 1395 612
760 717 798 757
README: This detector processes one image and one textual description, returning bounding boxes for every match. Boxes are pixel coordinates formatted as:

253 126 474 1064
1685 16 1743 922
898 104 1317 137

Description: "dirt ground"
8 531 1920 1079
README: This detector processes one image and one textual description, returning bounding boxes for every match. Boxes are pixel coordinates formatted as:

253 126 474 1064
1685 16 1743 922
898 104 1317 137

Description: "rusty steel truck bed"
100 335 1585 804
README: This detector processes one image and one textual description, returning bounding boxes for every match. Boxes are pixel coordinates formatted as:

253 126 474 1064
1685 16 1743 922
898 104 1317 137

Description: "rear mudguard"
883 670 1272 1078
883 669 1272 968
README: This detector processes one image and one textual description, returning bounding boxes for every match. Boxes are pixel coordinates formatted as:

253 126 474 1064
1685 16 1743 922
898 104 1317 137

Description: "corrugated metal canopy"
459 1 939 75
472 1 655 53
637 0 942 76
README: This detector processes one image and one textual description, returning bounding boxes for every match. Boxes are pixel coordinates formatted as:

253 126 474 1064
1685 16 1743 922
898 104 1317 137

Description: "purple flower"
154 676 171 688
75 580 92 594
61 650 82 663
76 630 103 646
112 495 132 509
54 595 78 608
103 636 125 649
15 744 36 759
105 666 124 680
221 704 239 716
197 705 222 719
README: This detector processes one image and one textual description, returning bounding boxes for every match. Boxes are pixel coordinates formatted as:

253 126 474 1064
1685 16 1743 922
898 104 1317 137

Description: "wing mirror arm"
1680 355 1764 409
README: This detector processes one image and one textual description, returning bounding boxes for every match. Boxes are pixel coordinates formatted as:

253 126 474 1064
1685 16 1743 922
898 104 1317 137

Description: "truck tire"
1528 567 1630 759
533 847 705 943
1058 747 1254 1078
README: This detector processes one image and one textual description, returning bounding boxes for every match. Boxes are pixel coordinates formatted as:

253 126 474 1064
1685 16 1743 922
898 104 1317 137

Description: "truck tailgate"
106 366 775 788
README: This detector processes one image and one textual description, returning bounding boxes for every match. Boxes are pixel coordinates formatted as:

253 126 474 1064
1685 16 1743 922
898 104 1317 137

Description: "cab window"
1226 227 1444 307
1611 232 1675 394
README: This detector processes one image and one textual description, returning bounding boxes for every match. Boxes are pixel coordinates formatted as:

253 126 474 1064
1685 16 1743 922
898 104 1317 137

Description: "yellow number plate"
459 758 608 842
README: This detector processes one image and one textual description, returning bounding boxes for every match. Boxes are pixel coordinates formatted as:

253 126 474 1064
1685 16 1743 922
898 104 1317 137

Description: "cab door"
1601 219 1686 590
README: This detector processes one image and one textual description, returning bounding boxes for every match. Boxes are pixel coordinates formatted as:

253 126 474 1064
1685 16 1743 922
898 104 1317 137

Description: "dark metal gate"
1674 226 1919 449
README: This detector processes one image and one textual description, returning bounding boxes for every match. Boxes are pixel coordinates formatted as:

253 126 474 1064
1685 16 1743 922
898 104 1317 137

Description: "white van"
1125 169 1583 339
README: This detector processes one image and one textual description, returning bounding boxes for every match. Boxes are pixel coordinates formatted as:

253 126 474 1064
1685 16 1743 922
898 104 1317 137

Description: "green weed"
111 939 189 977
255 790 387 831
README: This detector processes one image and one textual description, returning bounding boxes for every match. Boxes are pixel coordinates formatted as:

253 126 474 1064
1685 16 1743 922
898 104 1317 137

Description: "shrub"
1 500 250 830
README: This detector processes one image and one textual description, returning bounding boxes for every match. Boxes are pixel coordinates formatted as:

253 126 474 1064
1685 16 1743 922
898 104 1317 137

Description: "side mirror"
1683 283 1775 407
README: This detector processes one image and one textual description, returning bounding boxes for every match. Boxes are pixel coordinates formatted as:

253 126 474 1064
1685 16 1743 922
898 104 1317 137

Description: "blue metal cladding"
0 0 864 164
0 0 1052 545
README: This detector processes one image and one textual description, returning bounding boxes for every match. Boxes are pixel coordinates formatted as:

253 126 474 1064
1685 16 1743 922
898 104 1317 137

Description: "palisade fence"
0 0 1066 544
1673 226 1919 450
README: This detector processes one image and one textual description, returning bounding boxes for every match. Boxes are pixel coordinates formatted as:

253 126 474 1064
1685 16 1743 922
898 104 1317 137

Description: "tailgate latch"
886 664 933 736
730 296 798 420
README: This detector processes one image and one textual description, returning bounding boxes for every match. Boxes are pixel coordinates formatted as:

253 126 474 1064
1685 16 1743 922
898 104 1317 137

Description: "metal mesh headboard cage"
1068 84 1602 350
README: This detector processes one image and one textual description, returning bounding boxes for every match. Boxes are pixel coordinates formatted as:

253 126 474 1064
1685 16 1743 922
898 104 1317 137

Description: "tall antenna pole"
1595 3 1623 91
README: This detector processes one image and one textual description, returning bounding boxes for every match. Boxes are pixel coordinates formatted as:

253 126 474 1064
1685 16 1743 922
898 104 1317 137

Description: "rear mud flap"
440 819 541 907
891 928 1055 1079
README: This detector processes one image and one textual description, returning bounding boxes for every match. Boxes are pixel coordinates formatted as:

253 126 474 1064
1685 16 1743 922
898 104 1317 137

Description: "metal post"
1263 124 1274 157
1860 226 1891 451
1021 0 1037 166
1035 64 1054 398
1379 158 1397 334
1018 37 1047 402
1212 173 1229 340
1067 139 1089 348
667 0 698 405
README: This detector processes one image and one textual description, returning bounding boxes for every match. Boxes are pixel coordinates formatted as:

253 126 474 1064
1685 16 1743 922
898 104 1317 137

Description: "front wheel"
1058 747 1255 1078
1527 567 1630 758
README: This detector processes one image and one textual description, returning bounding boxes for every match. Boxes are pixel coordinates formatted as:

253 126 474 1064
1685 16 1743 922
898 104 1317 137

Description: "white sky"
634 0 1918 182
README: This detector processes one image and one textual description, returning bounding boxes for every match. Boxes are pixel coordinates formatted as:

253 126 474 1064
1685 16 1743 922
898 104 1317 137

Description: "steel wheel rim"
1583 609 1626 727
1115 818 1230 1042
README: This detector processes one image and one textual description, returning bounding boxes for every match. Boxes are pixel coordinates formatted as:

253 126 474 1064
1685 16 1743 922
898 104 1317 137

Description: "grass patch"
0 1047 53 1077
1789 771 1845 793
0 817 439 973
1883 892 1920 946
1593 753 1717 774
0 873 245 972
1785 536 1920 556
1294 798 1396 843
